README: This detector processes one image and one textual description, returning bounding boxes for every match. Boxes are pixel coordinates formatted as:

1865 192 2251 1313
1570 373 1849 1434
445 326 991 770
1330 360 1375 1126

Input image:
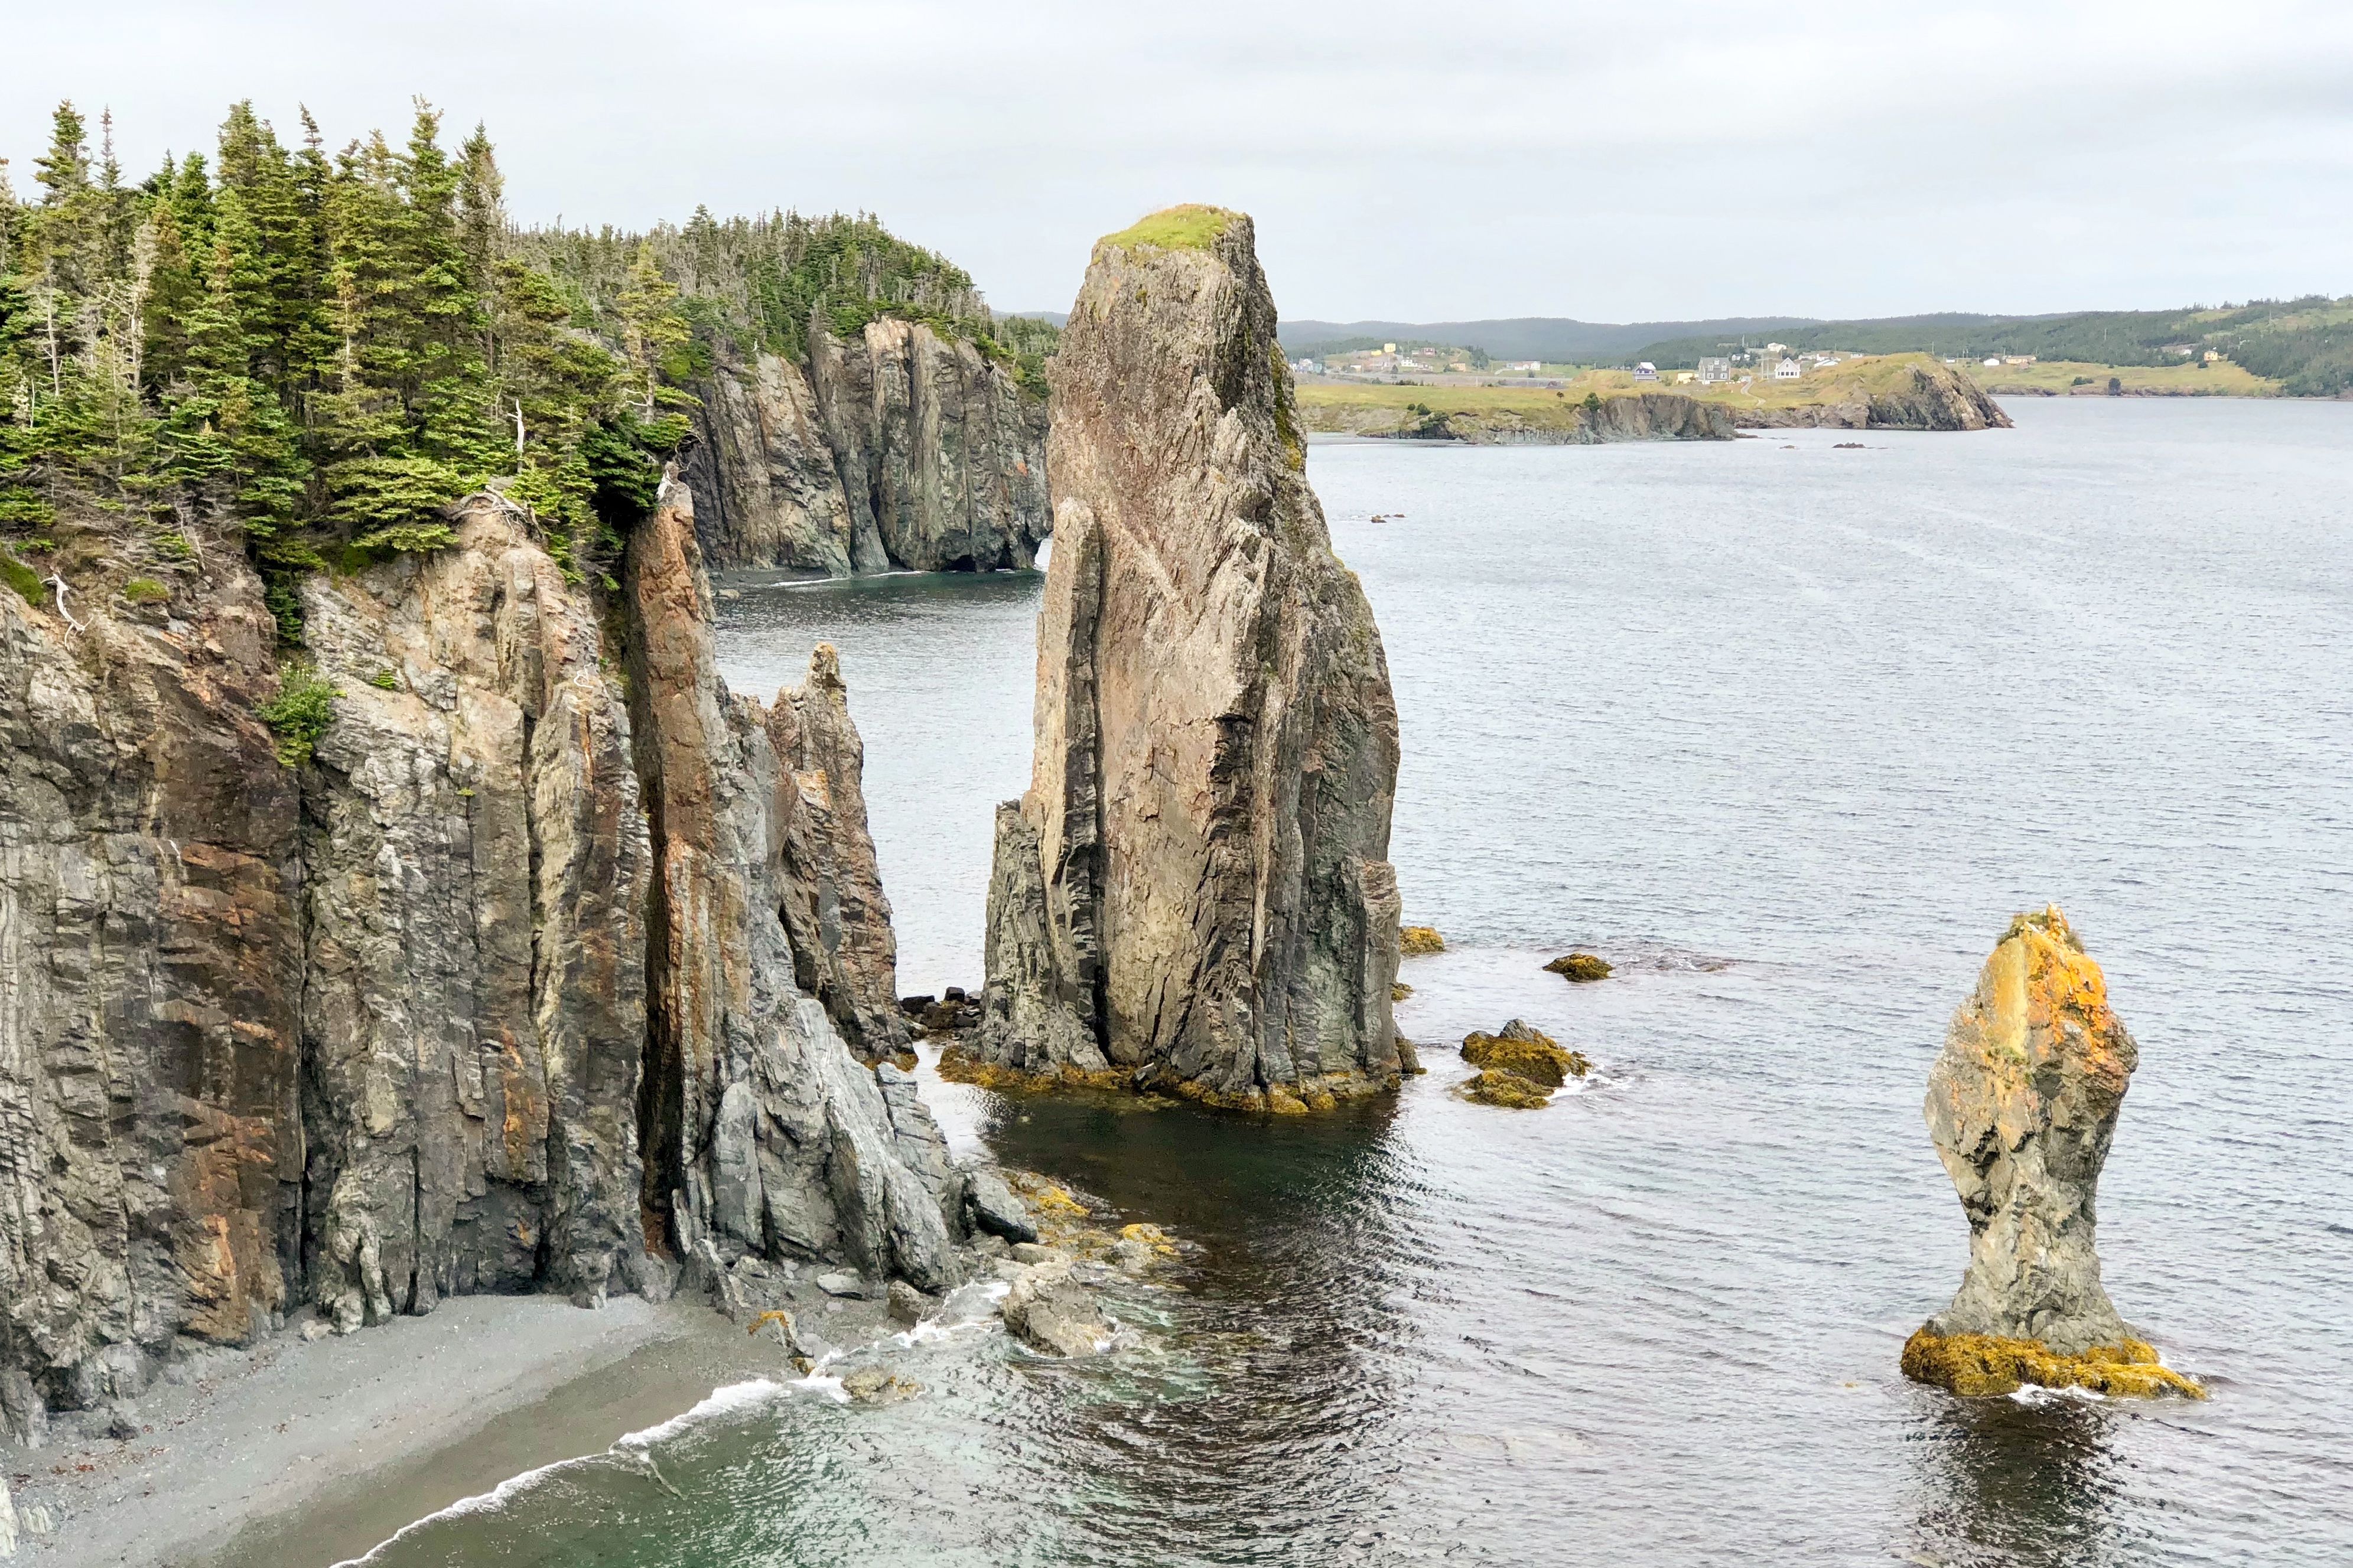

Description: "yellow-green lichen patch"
1900 1328 2205 1399
1098 204 1238 254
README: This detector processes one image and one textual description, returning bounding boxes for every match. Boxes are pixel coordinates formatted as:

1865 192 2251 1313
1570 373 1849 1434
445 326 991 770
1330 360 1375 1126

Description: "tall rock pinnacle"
1902 907 2202 1397
964 206 1404 1111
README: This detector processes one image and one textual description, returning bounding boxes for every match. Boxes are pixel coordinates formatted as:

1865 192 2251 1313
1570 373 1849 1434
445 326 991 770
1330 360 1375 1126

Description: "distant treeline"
1630 300 2353 395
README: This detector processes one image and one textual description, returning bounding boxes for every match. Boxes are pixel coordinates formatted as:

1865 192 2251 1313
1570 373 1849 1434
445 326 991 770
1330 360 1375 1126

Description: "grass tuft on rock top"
1097 205 1237 253
1 547 44 606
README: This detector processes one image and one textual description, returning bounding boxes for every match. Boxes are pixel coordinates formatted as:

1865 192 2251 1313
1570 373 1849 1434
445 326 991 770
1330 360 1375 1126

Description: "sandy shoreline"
0 1293 815 1568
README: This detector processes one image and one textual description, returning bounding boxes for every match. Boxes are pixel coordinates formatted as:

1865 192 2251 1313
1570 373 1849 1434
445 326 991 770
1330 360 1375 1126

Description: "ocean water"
349 399 2353 1566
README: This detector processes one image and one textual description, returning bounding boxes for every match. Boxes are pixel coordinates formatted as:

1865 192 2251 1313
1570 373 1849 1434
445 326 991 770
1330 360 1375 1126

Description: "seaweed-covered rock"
1463 1071 1553 1110
1461 1021 1590 1088
1903 907 2201 1397
1400 925 1446 956
1544 952 1612 982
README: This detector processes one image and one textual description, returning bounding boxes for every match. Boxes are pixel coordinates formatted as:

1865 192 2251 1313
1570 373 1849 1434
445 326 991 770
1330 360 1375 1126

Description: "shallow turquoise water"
354 399 2353 1566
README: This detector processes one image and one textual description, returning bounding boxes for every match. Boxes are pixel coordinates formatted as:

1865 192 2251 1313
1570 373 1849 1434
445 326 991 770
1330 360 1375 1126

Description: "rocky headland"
1730 356 2010 431
955 206 1406 1113
685 317 1050 576
1901 907 2202 1398
0 473 1005 1453
1301 389 1736 445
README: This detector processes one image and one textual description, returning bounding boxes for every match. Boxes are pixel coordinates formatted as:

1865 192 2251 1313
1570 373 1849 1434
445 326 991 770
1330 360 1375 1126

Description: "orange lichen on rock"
1901 1328 2205 1399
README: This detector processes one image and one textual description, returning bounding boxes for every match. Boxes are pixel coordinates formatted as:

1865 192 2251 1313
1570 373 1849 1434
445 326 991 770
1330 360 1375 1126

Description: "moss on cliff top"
1098 206 1239 254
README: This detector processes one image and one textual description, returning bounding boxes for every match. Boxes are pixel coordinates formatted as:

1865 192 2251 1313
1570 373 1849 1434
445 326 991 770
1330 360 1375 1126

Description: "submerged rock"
1400 925 1446 956
1461 1021 1590 1088
1544 952 1612 982
1903 907 2202 1397
971 207 1403 1110
841 1365 923 1405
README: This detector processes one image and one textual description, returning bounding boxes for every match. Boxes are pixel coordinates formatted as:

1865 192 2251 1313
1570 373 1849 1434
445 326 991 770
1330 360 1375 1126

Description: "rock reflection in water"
1905 1397 2139 1568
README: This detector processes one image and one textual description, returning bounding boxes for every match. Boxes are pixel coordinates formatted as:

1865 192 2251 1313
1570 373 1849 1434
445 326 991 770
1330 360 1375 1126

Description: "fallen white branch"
45 574 83 633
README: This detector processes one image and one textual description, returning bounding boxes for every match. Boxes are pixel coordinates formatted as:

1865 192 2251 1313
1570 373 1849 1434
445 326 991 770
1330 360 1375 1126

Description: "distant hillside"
1632 299 2353 396
1277 316 1827 364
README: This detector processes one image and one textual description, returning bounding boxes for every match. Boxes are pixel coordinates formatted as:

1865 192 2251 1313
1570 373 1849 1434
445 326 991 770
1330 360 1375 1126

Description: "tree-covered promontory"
0 99 1055 637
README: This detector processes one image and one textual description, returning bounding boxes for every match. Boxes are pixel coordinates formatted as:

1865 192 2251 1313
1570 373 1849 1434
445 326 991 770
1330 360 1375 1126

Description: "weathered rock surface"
1734 359 2011 431
1000 1259 1112 1357
687 317 1049 575
1904 907 2201 1397
964 1171 1039 1243
624 485 955 1295
0 480 959 1442
973 207 1404 1110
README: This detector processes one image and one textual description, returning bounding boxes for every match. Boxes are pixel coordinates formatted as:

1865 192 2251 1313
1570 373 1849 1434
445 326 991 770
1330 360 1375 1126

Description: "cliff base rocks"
1901 1328 2204 1399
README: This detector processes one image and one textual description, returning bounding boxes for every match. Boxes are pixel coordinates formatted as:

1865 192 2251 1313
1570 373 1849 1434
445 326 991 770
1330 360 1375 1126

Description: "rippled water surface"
362 400 2352 1565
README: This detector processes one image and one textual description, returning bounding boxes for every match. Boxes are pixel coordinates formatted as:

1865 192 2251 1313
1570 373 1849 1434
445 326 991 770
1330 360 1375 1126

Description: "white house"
1633 362 1659 381
1773 358 1801 380
1983 357 2002 366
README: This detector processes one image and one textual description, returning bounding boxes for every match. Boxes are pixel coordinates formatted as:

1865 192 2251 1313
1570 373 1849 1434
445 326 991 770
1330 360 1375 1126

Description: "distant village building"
1697 356 1732 384
1812 354 1839 367
1773 358 1801 380
1633 362 1659 382
2203 349 2222 363
1382 343 1397 355
1764 342 1788 354
1674 371 1695 384
1510 360 1542 372
1982 357 2002 366
2003 355 2037 366
1294 358 1319 373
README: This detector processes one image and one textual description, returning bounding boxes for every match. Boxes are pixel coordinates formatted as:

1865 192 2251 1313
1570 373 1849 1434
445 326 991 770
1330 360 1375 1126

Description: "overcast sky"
5 1 2348 322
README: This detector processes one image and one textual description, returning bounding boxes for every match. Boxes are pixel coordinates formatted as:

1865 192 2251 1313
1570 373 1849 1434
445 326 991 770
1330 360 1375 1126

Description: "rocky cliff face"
688 317 1050 576
1902 907 2201 1397
965 207 1404 1112
1734 359 2011 431
0 484 955 1443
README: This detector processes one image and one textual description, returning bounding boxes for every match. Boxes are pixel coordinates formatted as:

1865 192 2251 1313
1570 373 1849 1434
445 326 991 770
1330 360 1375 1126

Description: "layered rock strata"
1902 907 2201 1397
0 483 955 1444
687 316 1050 575
967 207 1404 1111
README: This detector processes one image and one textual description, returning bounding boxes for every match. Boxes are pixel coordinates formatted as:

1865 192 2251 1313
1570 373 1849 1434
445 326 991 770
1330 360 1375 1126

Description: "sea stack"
964 206 1404 1111
1902 908 2202 1397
